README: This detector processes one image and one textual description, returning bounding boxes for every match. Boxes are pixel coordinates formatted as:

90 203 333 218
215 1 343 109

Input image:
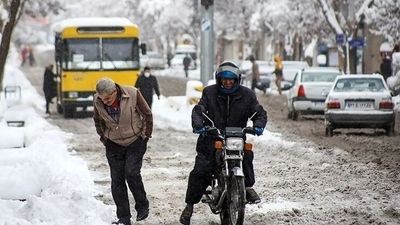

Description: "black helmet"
215 61 241 94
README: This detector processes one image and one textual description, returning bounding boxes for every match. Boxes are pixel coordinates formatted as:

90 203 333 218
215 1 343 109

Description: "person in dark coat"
380 55 392 81
183 54 192 78
179 61 268 225
43 64 57 114
135 66 160 109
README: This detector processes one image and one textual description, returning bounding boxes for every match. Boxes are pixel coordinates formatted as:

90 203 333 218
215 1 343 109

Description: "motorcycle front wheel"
220 175 246 225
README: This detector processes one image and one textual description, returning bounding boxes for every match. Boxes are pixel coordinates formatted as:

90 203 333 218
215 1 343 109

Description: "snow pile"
0 47 111 225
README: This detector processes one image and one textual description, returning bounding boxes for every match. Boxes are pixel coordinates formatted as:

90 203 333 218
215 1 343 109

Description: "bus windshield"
62 38 139 71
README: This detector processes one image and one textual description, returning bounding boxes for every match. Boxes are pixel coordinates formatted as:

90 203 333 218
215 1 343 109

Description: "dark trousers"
44 95 53 113
185 149 255 204
105 138 149 220
184 68 189 78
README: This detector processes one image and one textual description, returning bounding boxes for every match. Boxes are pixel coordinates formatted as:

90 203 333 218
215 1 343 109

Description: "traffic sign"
349 38 365 48
336 34 346 45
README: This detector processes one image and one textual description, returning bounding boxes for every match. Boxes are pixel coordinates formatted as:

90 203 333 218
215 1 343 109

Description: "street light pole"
346 37 350 74
200 0 214 85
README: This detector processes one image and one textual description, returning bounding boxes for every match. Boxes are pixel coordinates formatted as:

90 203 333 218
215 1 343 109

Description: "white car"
324 74 396 136
287 67 343 120
146 51 166 69
282 60 309 82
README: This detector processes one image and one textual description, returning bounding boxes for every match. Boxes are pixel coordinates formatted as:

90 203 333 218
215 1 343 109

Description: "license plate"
346 101 374 109
312 102 325 107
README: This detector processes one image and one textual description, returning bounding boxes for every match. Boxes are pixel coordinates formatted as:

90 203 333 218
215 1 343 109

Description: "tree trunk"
0 0 21 92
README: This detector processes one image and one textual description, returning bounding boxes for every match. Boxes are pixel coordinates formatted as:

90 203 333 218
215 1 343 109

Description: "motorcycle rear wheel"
220 175 245 225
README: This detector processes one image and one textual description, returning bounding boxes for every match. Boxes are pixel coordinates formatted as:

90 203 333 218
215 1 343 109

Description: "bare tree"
0 0 21 91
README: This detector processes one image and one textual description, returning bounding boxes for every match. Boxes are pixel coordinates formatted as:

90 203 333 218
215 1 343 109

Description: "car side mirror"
281 81 293 91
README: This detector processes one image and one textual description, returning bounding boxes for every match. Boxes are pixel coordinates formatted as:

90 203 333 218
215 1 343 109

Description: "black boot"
246 187 261 204
179 204 193 225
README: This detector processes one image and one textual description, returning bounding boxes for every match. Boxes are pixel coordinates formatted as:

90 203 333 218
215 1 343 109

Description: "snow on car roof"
52 17 137 32
336 74 384 79
303 67 342 72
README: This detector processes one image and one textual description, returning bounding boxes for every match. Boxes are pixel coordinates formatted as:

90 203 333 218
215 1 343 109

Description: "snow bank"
0 46 111 225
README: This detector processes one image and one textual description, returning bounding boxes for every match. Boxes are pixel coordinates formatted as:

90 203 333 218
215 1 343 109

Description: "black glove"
193 127 207 135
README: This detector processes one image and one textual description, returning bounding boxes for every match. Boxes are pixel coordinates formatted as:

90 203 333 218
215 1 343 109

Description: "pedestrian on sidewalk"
42 64 57 114
249 55 266 94
135 66 160 109
93 78 153 225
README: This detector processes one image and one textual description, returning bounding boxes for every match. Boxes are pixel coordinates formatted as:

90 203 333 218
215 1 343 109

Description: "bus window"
102 38 139 70
63 38 100 70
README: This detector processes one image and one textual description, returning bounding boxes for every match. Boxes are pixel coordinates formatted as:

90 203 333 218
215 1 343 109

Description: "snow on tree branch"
317 0 344 35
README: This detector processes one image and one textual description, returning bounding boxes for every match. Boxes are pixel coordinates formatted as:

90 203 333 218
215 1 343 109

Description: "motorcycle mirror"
202 112 215 127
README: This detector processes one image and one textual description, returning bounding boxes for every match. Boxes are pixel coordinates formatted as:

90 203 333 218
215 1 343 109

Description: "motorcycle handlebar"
243 127 256 135
205 126 256 136
205 126 220 134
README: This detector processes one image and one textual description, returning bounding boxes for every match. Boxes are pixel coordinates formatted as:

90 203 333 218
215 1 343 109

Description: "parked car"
282 60 309 82
140 51 166 69
147 51 166 69
287 67 343 120
324 74 395 136
240 60 292 91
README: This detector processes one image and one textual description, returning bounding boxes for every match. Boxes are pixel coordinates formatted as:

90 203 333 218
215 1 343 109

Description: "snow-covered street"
1 46 399 225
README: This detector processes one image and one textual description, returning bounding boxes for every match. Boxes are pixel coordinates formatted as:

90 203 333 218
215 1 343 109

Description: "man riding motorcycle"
180 61 268 225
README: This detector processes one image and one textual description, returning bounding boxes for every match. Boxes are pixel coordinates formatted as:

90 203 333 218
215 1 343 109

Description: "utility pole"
345 32 350 74
200 0 214 85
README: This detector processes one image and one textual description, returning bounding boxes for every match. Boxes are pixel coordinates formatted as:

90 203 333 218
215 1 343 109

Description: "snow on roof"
380 42 393 52
52 17 136 33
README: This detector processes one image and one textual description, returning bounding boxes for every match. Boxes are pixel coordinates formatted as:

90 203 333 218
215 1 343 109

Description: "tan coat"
93 84 153 147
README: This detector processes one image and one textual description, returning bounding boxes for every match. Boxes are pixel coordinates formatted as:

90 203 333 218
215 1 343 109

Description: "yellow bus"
53 17 145 118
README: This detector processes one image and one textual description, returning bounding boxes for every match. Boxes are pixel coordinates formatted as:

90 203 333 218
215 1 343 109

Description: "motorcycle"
201 112 257 225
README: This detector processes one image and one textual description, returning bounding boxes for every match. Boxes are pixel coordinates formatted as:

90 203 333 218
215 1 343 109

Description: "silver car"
142 51 166 69
287 67 343 120
324 74 395 136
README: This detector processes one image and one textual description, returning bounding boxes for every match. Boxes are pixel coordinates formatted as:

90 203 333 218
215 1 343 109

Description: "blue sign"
336 34 346 45
349 38 365 48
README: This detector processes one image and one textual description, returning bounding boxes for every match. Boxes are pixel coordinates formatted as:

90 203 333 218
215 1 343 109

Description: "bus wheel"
57 104 63 114
64 106 74 118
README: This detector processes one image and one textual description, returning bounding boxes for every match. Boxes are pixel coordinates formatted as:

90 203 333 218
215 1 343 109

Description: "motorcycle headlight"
226 137 244 150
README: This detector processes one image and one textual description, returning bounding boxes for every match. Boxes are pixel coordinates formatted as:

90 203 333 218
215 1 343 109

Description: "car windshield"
301 72 341 82
334 78 386 92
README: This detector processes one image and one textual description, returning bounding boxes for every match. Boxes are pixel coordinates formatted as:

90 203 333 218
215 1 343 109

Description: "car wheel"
385 122 395 136
325 124 334 137
287 110 293 119
292 110 299 121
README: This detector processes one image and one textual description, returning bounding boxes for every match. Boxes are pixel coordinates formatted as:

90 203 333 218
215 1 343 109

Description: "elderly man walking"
93 77 153 225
